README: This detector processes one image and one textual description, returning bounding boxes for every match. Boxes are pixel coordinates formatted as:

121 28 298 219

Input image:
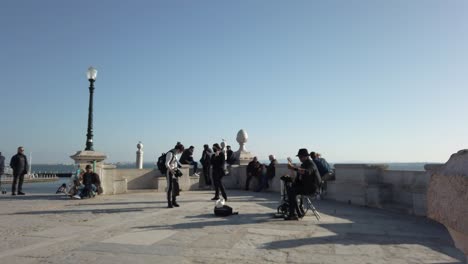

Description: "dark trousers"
213 170 227 200
166 172 177 205
255 173 269 192
190 161 199 173
245 174 259 190
202 164 211 185
12 173 25 193
286 184 303 217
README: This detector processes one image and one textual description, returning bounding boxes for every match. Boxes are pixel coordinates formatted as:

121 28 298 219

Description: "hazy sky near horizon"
1 0 467 164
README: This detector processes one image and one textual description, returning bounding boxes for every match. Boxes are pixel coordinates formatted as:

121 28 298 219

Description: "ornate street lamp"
85 66 97 151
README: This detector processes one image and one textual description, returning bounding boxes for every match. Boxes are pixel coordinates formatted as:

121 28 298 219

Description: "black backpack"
214 205 238 217
157 150 175 174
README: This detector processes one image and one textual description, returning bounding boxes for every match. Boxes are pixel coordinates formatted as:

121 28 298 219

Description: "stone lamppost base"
70 150 107 167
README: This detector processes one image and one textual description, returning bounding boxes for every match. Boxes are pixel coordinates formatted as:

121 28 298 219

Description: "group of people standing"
245 155 278 192
164 142 236 208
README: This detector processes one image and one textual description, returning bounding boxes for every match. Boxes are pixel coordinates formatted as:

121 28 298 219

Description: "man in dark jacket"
0 152 5 177
285 148 322 220
226 146 236 165
74 164 102 199
245 157 263 191
180 146 199 176
211 143 227 201
310 152 332 178
200 144 212 186
255 155 278 192
10 146 28 195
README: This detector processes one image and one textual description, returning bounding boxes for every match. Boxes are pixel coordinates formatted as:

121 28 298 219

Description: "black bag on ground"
214 205 238 217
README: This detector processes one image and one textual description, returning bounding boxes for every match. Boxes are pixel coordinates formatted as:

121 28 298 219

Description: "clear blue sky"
1 0 467 164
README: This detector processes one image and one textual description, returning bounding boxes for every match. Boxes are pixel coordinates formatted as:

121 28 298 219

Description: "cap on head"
85 164 92 170
296 148 309 157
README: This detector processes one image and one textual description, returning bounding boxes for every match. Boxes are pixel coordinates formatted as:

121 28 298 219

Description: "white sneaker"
72 195 81 199
193 173 200 177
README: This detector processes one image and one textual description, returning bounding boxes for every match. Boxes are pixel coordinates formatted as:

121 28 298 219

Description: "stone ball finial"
137 141 143 150
236 129 248 144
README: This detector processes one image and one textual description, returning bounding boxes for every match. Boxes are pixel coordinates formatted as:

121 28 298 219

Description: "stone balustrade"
99 162 434 218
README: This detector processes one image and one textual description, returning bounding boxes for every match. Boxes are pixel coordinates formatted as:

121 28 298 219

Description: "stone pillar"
427 149 468 260
136 141 144 169
235 129 253 165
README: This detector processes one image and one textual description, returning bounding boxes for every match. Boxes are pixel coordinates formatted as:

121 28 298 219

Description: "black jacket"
266 159 278 179
295 158 321 195
180 149 194 164
10 153 28 175
211 152 225 176
246 161 262 177
82 172 101 186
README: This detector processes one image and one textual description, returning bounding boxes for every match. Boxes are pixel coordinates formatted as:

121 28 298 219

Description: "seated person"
73 164 101 199
255 154 278 192
68 166 84 197
245 157 263 191
310 151 334 181
285 148 322 220
179 146 199 176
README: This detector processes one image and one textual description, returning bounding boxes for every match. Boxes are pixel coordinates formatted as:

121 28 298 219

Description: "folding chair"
300 193 321 221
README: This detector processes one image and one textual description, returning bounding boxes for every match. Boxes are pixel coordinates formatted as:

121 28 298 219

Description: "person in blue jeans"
256 155 278 192
180 146 199 176
74 164 101 199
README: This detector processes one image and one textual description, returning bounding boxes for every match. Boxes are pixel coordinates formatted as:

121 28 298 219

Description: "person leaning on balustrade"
245 156 263 191
255 154 278 192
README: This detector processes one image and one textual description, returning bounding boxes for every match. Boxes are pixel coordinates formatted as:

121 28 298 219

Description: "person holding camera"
285 148 322 220
211 143 228 201
165 143 185 208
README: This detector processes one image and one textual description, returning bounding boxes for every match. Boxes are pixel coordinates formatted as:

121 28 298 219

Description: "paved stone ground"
0 189 465 264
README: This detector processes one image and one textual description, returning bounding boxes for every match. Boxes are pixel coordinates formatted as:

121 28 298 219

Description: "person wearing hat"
165 143 185 208
210 143 228 201
285 148 322 220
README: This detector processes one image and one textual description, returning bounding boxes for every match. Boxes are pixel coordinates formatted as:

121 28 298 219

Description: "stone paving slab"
0 190 466 263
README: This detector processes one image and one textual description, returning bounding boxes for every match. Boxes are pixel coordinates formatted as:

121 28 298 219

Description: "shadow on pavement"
10 206 165 215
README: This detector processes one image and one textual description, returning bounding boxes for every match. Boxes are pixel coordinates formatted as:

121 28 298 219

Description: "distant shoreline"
27 161 443 173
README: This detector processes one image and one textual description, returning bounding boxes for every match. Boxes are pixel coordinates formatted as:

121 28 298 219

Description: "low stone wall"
381 169 429 215
326 164 433 216
100 162 433 217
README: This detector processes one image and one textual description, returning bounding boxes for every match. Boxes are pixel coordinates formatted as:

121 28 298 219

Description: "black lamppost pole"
85 67 97 151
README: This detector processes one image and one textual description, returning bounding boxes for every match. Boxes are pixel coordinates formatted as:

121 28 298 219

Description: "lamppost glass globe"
87 67 97 80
